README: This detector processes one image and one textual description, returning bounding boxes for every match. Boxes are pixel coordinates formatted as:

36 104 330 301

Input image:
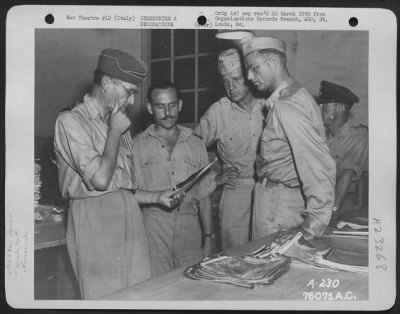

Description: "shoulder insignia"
59 105 74 113
352 124 368 130
192 133 203 140
357 124 368 129
279 81 302 99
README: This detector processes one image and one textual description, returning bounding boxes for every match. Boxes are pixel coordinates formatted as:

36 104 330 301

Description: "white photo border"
5 5 397 310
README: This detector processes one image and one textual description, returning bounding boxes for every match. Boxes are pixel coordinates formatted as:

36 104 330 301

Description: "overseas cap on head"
218 48 242 75
242 36 286 56
97 48 147 85
316 80 359 107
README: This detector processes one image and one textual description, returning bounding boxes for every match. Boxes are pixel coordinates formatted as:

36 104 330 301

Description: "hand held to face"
109 103 131 135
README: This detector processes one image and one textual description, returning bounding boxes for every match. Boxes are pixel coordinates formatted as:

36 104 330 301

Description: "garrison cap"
218 48 242 75
242 36 286 56
97 48 147 85
316 80 359 107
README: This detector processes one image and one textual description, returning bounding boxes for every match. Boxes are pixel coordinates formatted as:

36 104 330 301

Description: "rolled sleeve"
82 156 101 191
302 213 330 237
111 165 137 191
194 104 220 147
276 102 336 236
54 114 101 190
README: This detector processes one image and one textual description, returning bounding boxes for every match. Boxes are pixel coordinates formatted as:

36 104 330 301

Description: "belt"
258 177 300 189
145 204 198 216
229 177 256 186
175 204 198 216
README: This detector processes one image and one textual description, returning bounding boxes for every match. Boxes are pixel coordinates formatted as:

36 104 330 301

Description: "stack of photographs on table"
185 231 368 289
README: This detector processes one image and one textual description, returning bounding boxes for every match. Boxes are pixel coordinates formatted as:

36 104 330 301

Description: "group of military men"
54 35 368 299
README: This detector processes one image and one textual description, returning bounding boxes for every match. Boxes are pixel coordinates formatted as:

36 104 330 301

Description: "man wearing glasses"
242 37 336 240
54 49 179 299
132 82 215 277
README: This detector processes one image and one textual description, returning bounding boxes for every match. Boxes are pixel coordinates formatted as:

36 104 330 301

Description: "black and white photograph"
5 5 396 310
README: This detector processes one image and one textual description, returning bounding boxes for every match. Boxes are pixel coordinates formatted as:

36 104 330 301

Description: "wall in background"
35 29 144 138
35 29 368 139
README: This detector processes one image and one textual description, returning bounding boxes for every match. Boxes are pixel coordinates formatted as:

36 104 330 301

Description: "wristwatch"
203 233 215 239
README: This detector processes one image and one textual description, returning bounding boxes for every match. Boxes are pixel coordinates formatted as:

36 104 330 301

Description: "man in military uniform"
242 37 336 240
132 82 214 277
54 49 180 299
317 80 368 223
194 48 264 250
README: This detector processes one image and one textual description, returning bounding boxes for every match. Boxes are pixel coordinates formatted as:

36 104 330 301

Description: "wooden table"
34 205 79 299
35 204 66 250
105 232 368 301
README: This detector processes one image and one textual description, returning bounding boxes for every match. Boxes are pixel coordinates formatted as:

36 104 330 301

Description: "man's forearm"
134 189 161 204
334 169 354 212
199 196 213 234
90 129 122 190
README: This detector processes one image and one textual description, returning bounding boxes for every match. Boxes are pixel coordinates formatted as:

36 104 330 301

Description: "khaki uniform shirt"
327 122 368 192
54 95 136 199
132 124 211 205
257 79 336 236
194 97 264 179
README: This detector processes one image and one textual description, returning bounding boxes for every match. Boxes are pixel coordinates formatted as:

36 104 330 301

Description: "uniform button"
167 157 171 161
162 145 165 148
171 171 175 175
253 133 255 137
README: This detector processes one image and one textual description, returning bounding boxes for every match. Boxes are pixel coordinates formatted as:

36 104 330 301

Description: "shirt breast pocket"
220 125 247 157
182 156 199 179
333 151 345 169
138 155 164 188
139 155 162 167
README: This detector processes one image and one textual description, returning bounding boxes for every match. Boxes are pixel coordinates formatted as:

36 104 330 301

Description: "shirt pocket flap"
183 156 198 171
220 125 248 154
139 155 162 168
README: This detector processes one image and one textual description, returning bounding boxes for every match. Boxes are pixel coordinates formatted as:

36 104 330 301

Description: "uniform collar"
230 97 263 115
327 122 351 140
146 124 193 142
337 122 351 137
266 79 293 110
83 94 103 120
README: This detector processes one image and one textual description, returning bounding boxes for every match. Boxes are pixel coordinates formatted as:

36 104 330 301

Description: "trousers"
252 182 305 240
219 181 254 250
142 203 202 277
66 190 151 299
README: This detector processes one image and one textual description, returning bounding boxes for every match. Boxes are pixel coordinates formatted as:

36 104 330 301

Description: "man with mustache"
132 82 215 277
194 48 264 250
242 37 336 240
54 49 180 299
